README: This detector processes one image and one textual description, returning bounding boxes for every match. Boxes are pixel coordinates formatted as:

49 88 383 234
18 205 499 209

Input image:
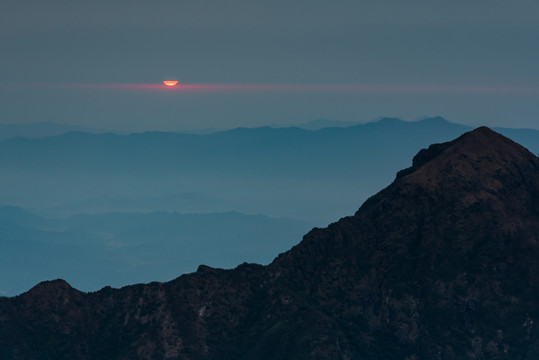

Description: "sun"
163 80 178 87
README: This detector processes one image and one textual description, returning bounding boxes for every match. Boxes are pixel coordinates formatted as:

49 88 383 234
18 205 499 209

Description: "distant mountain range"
0 121 109 140
0 206 311 296
1 117 538 296
1 127 538 359
0 117 537 222
270 118 364 130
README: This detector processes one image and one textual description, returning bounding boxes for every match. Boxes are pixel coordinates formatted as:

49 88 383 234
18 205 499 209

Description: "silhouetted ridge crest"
396 141 450 179
396 126 538 181
27 279 73 294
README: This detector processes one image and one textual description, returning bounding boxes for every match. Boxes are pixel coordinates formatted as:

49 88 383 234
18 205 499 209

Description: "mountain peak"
415 116 450 125
25 279 75 296
397 127 539 188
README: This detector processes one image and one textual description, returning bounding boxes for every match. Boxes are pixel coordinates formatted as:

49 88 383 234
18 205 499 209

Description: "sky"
1 0 539 132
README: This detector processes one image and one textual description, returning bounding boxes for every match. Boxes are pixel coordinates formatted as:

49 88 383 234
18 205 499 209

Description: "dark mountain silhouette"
1 127 538 359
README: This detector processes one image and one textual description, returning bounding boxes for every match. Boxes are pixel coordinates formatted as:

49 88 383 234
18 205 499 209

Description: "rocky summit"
1 127 538 359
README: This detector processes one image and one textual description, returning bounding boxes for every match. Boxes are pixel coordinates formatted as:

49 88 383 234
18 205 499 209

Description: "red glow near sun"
6 82 539 95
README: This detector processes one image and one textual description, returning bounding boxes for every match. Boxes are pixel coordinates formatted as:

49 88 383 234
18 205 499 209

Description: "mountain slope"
1 127 539 359
269 127 539 358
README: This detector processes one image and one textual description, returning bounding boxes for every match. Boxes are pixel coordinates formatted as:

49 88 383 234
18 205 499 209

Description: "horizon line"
1 82 539 94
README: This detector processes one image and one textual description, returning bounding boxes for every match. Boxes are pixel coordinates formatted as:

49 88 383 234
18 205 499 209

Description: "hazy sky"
1 0 538 131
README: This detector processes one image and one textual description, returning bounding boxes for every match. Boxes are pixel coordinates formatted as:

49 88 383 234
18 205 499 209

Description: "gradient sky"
1 0 539 131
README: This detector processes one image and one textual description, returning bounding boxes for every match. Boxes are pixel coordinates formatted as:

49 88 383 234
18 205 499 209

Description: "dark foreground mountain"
1 127 539 359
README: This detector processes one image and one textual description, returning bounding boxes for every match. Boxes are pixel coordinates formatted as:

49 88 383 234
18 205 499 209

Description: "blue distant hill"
0 117 537 223
0 121 109 140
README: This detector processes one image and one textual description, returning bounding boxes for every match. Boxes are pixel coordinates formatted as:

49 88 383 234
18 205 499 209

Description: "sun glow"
163 80 178 86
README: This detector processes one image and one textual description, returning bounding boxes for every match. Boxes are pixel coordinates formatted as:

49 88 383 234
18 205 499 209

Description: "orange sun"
163 80 178 86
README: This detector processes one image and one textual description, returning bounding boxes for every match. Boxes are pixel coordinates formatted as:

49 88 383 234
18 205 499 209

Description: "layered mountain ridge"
1 127 539 359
